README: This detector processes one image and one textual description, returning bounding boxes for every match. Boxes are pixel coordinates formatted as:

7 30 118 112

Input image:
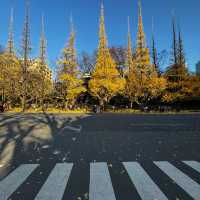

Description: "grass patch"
105 109 200 114
5 107 200 114
6 107 90 114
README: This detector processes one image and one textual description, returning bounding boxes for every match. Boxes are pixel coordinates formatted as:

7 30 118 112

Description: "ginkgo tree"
126 2 166 107
125 18 139 108
89 4 125 109
57 20 86 109
0 53 21 106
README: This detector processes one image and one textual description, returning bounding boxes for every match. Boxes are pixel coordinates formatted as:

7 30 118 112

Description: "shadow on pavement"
0 112 200 178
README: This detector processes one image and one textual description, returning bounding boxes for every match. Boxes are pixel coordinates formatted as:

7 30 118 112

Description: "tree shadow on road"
0 112 86 178
1 112 200 179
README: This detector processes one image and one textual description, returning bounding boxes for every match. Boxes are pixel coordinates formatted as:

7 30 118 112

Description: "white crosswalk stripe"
183 161 200 173
155 161 200 200
34 163 73 200
89 162 116 200
124 162 168 200
0 164 39 200
0 161 200 200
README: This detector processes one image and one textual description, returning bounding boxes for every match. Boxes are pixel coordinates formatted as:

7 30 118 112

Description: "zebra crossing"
0 161 200 200
34 164 73 200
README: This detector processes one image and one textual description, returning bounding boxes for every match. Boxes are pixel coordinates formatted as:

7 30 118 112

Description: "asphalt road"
0 113 200 200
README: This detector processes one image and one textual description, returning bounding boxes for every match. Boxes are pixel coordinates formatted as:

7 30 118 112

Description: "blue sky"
0 0 199 73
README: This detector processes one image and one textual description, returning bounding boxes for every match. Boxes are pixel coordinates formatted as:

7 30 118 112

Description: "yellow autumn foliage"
57 23 86 108
125 5 166 106
89 4 125 107
0 53 21 102
59 73 86 103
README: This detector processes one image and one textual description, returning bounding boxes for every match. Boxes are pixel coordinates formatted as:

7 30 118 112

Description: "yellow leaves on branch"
57 25 86 106
89 77 125 100
58 65 86 104
89 4 126 106
89 49 126 104
126 44 166 103
162 64 200 102
146 76 166 97
0 53 21 98
59 73 86 99
163 73 200 103
59 73 76 83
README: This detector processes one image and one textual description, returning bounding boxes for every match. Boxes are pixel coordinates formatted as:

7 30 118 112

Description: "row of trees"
0 2 200 112
0 4 52 111
80 3 200 110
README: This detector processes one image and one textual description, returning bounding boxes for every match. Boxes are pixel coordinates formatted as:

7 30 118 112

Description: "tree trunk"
22 75 27 112
99 99 104 112
2 88 5 104
130 101 133 109
22 95 26 112
40 98 45 111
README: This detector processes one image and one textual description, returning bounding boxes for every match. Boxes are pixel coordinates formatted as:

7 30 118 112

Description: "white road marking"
34 163 73 200
59 125 82 134
89 163 116 200
183 161 200 173
155 161 200 200
1 161 200 200
0 164 39 200
123 162 168 200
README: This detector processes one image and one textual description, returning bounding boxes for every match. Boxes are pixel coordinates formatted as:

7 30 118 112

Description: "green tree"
151 18 160 76
163 25 189 103
177 28 186 67
171 17 178 65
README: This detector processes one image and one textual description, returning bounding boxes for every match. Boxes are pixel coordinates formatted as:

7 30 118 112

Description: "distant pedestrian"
112 105 115 112
93 105 101 113
97 105 101 113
